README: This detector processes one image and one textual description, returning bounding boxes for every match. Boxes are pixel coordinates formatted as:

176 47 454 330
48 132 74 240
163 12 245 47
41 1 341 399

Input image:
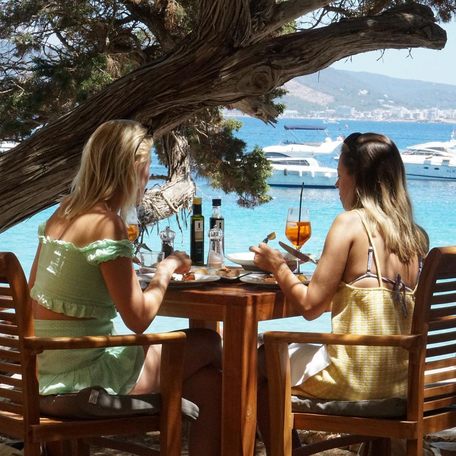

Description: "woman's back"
341 210 421 291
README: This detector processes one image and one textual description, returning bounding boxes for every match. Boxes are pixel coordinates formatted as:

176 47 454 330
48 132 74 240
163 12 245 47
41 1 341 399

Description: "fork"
262 232 276 243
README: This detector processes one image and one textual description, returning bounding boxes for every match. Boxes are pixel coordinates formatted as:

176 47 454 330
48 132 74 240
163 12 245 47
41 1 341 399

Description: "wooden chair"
264 245 456 455
0 251 189 456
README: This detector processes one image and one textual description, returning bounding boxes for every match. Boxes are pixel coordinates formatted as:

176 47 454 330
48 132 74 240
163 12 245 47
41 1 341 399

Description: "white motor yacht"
264 124 342 188
401 134 456 181
267 156 337 188
263 124 343 161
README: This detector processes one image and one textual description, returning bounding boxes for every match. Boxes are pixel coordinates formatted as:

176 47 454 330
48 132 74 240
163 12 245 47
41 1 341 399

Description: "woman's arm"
100 253 190 333
98 214 191 333
251 212 356 320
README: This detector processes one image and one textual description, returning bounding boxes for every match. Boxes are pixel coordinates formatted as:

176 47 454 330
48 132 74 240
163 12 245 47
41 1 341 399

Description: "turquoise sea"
1 118 455 335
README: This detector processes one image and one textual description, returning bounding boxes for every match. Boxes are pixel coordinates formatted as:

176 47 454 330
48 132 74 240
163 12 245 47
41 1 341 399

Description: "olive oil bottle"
190 197 205 265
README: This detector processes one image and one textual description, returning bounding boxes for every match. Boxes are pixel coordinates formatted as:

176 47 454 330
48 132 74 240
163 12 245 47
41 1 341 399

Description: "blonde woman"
251 132 428 451
29 120 221 455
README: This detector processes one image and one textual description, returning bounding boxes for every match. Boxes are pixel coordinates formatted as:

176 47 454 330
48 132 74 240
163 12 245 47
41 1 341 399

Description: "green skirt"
35 319 145 395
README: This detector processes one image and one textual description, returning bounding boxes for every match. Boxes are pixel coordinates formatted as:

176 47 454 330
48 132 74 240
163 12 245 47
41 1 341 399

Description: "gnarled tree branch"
0 3 447 232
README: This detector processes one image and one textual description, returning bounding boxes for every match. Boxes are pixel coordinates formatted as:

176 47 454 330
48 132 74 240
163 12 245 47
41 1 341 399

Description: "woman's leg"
130 328 222 456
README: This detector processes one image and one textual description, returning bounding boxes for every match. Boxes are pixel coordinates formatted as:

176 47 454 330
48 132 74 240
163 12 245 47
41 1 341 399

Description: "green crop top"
30 222 135 320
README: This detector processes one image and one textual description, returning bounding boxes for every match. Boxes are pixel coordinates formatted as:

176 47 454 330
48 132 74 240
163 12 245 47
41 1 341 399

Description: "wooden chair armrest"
263 331 422 351
23 331 186 354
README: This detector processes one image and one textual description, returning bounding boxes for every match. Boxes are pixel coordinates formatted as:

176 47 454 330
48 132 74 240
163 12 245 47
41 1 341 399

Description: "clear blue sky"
332 20 456 86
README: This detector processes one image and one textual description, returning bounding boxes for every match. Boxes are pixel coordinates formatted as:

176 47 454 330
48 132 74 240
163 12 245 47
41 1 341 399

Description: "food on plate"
262 275 278 284
182 272 196 281
217 267 240 278
192 267 209 275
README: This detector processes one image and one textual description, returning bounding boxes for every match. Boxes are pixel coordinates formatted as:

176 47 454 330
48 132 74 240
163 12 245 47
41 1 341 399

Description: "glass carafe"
207 227 224 270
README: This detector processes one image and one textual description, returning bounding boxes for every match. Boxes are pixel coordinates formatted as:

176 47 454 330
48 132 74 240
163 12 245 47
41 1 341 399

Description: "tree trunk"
0 3 446 232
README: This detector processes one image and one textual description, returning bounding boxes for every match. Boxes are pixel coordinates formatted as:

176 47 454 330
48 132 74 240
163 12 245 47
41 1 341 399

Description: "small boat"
264 124 342 188
401 133 456 181
263 124 343 160
0 141 18 154
267 156 337 188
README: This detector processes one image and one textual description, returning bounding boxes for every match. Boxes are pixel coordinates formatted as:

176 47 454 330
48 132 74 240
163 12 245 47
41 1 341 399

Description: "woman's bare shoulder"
81 209 127 243
47 204 128 245
331 210 363 231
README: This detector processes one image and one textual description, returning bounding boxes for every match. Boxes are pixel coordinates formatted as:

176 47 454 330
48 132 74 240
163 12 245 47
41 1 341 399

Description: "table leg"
188 319 220 333
221 303 258 456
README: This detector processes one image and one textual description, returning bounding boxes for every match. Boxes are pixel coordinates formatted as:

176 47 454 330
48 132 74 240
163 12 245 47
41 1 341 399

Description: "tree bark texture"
0 2 446 232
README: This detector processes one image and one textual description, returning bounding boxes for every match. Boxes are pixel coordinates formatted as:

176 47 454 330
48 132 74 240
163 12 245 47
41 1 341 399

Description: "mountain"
281 68 456 116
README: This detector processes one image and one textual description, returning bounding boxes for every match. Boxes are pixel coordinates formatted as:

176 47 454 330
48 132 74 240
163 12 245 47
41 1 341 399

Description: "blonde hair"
63 119 152 219
341 132 428 263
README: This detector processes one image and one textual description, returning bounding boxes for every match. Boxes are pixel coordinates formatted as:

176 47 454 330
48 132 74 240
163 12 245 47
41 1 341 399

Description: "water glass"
139 251 164 273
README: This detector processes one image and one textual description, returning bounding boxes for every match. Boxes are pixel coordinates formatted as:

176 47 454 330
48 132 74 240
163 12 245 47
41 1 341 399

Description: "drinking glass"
139 251 164 273
125 206 140 242
285 207 311 273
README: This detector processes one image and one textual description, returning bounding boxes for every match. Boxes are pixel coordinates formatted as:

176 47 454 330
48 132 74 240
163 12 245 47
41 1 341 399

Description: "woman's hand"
159 251 192 275
249 243 287 274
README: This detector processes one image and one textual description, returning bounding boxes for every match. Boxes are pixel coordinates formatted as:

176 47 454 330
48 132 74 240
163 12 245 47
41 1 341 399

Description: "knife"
278 241 318 265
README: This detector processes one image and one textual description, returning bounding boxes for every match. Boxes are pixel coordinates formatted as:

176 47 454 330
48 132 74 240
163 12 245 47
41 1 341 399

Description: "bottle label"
210 217 224 232
194 220 204 241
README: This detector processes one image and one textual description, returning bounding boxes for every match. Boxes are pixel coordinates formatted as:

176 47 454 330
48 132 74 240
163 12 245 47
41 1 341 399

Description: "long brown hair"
341 132 428 263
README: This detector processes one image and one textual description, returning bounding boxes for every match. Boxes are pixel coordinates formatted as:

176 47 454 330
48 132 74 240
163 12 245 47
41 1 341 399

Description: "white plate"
239 272 311 286
239 273 278 286
225 252 299 272
137 272 220 286
225 252 263 271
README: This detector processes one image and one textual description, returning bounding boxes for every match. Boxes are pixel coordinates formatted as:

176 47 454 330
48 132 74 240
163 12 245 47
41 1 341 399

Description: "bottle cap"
212 198 221 206
193 197 202 205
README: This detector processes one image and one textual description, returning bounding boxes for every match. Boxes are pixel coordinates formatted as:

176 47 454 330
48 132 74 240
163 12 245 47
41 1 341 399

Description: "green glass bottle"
190 197 205 265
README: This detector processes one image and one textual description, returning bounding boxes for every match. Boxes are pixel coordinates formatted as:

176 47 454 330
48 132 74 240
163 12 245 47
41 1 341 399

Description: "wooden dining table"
158 280 301 456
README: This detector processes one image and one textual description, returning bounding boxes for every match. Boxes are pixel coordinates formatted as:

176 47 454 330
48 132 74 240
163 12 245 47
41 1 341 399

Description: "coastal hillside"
282 68 456 117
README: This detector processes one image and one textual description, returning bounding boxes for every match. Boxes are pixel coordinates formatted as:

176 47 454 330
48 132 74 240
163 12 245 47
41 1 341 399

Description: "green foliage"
184 112 272 207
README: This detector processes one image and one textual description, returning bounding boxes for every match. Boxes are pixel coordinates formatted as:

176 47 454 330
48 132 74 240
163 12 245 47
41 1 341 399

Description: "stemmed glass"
285 207 311 273
125 206 140 242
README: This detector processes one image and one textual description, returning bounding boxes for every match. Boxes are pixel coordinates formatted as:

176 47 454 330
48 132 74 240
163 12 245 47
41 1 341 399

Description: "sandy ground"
89 428 456 455
2 428 456 454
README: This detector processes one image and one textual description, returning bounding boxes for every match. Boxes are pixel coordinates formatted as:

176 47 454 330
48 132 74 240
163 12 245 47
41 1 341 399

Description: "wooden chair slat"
0 347 20 362
0 323 19 336
423 396 456 412
0 400 23 415
0 298 14 309
430 305 456 319
0 312 17 324
0 387 23 404
427 330 456 344
0 361 22 375
435 280 456 293
432 292 456 305
426 343 456 358
0 336 19 348
0 374 22 388
436 271 456 280
424 382 456 399
429 315 456 331
425 367 456 384
0 287 12 296
426 357 456 370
